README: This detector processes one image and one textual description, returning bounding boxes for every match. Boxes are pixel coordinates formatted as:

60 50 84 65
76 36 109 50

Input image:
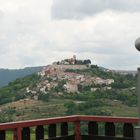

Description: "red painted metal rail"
79 115 139 123
0 115 139 140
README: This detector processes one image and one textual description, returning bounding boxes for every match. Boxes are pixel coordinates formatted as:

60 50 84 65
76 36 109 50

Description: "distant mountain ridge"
0 66 44 87
111 70 137 76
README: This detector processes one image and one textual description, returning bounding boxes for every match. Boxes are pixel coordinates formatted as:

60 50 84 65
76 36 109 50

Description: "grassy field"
0 97 138 123
0 97 138 140
0 98 72 122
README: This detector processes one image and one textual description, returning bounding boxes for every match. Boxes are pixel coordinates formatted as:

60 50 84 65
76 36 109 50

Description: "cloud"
0 0 139 70
48 11 140 70
51 0 140 19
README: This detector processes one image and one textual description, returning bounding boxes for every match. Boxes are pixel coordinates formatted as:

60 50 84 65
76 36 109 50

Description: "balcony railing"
0 115 139 140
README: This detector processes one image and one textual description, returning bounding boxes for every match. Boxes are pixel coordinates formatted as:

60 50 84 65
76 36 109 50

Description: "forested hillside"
0 64 138 122
0 66 43 87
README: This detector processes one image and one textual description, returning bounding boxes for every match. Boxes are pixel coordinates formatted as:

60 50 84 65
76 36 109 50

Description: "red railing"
0 115 139 140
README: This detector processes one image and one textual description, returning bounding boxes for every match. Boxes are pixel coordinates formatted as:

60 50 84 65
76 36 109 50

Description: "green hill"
0 66 43 87
0 64 138 123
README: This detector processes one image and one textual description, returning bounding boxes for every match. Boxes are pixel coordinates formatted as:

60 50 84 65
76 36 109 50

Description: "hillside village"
26 56 114 99
0 56 137 122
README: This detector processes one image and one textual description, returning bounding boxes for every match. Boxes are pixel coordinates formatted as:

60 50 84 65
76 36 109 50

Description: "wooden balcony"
0 115 138 140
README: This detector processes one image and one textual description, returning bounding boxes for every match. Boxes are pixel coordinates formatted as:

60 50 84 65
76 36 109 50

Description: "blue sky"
0 0 140 70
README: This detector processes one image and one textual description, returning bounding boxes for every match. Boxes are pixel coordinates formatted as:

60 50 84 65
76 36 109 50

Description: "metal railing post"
17 127 22 140
74 121 81 140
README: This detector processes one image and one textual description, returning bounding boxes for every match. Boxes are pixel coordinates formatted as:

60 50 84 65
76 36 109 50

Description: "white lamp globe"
135 38 140 51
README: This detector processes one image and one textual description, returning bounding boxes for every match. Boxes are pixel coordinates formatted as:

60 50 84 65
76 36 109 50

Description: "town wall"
52 64 88 70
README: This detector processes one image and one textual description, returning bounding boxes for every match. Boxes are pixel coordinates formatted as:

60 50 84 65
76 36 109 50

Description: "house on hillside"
94 77 114 85
64 81 78 93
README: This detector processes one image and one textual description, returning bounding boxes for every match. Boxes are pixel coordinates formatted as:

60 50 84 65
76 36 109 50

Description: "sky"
0 0 140 70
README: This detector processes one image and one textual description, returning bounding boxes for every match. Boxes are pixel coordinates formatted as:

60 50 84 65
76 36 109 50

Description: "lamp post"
134 38 140 140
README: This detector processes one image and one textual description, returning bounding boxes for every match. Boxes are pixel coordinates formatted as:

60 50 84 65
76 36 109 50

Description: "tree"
64 102 77 115
83 59 91 65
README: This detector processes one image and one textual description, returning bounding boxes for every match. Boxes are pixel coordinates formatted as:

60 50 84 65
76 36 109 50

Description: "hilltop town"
0 56 137 122
25 56 114 99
